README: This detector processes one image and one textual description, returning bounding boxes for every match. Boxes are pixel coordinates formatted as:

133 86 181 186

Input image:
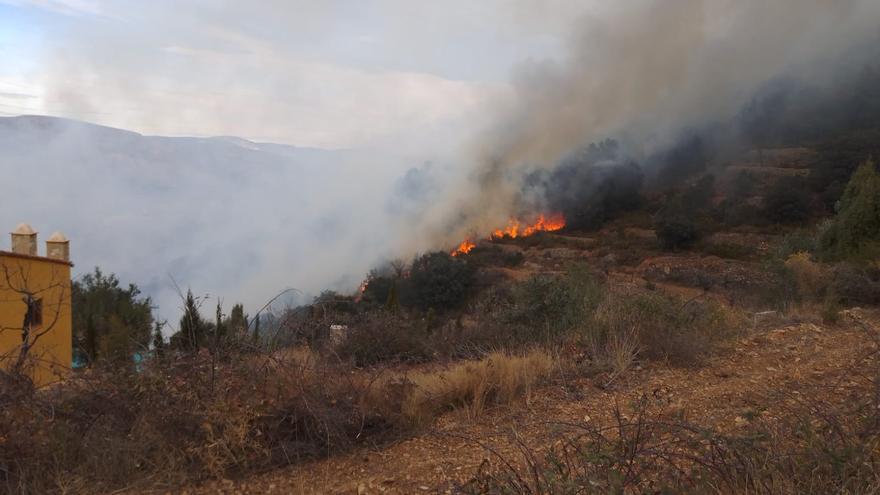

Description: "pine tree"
214 300 225 347
227 303 248 335
151 321 165 357
178 290 206 351
252 315 261 345
820 159 880 261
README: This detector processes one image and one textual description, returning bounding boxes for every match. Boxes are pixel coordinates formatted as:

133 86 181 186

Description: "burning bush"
521 140 644 232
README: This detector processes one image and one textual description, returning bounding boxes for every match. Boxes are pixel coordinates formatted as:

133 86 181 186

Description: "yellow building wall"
0 252 72 386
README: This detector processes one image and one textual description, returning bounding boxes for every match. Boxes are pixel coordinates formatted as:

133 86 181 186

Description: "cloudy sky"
0 0 597 150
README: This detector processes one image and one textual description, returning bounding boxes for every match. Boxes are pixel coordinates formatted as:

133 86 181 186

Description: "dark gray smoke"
425 0 880 243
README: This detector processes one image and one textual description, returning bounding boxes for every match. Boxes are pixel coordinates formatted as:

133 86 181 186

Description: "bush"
498 265 603 345
0 343 561 493
587 292 733 367
821 297 841 324
828 263 880 306
72 268 154 367
820 159 880 261
810 128 880 209
0 352 406 494
336 313 431 366
360 275 395 306
400 252 475 312
756 259 801 311
783 252 826 301
773 230 818 260
653 191 709 250
462 245 524 268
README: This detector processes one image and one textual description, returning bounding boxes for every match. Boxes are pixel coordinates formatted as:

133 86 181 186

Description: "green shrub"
72 268 154 366
654 191 709 250
772 230 818 260
820 159 880 261
499 265 603 344
462 245 524 268
400 252 475 312
360 275 395 306
588 292 732 366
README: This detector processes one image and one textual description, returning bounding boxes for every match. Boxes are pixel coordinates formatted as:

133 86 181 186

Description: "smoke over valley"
434 0 880 246
2 0 879 325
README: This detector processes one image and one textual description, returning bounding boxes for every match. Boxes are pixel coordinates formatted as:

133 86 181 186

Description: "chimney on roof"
11 223 37 256
46 232 70 262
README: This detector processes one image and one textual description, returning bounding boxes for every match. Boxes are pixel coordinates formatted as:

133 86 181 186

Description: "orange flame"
451 239 476 257
491 213 566 240
353 278 369 302
450 213 565 257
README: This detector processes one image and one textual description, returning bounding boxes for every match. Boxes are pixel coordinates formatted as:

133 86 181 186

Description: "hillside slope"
185 309 878 493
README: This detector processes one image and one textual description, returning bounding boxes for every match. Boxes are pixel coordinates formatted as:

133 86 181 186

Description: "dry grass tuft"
396 350 556 425
784 252 826 300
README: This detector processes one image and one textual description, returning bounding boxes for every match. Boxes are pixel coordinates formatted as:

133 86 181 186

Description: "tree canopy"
820 159 880 261
72 267 154 366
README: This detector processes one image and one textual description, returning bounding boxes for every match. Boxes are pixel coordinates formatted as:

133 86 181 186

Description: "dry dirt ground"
169 307 879 495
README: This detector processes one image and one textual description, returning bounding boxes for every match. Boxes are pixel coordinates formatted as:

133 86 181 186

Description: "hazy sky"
0 0 596 149
2 0 878 326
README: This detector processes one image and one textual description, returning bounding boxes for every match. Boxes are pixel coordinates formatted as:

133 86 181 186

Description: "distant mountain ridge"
0 114 403 326
0 115 342 166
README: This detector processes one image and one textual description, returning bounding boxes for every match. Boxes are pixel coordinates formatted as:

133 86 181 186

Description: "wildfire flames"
490 213 566 240
451 213 565 256
451 239 476 257
353 278 369 303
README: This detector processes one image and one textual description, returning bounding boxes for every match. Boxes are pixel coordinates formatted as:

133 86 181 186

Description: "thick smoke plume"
5 0 880 324
428 0 880 245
